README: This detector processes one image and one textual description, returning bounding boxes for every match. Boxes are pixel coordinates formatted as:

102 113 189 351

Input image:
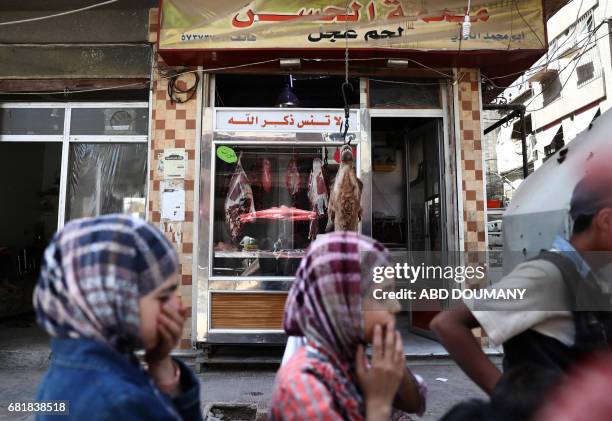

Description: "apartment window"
544 127 565 159
549 9 595 59
511 114 532 140
576 47 602 87
542 76 562 106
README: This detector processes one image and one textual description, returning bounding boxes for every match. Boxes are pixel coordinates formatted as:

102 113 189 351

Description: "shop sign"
215 108 360 133
160 0 545 51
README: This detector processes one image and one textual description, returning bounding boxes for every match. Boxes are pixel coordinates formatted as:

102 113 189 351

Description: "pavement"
0 359 495 421
0 316 496 420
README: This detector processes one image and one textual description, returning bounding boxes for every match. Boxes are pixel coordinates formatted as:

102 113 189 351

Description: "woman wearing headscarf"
34 214 201 421
270 232 426 420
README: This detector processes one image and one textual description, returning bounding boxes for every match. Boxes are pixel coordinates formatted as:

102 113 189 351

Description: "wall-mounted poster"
161 180 186 221
162 148 187 179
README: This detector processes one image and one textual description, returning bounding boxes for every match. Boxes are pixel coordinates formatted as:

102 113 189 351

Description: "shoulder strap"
529 250 581 301
532 251 612 351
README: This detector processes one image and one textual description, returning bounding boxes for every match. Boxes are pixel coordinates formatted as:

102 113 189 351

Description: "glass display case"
198 106 363 342
211 144 342 278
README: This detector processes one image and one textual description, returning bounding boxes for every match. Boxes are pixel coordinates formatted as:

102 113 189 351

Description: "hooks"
340 81 353 145
340 0 352 146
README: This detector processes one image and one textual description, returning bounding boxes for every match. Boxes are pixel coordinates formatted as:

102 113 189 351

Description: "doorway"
370 117 446 338
0 142 61 318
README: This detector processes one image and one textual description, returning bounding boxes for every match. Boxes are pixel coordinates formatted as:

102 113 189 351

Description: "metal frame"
363 81 451 252
197 105 215 342
191 68 205 346
0 102 149 229
363 80 453 339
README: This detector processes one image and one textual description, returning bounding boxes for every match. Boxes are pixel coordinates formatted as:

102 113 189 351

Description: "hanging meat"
327 144 363 232
261 158 272 193
224 158 256 242
285 158 302 199
307 158 329 240
239 206 316 223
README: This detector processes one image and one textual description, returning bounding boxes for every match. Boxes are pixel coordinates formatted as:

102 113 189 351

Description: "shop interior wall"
0 143 59 248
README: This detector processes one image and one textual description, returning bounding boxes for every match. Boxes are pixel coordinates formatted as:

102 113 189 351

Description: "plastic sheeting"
66 143 147 221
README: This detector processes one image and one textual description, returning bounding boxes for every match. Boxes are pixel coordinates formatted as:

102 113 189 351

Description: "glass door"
0 102 148 318
371 117 445 337
0 105 64 317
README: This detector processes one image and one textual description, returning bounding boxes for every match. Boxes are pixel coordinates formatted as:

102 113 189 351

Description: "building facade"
0 0 566 349
492 0 611 199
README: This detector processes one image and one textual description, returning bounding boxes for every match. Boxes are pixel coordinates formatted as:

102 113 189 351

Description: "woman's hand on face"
145 297 189 364
356 320 404 421
146 297 189 396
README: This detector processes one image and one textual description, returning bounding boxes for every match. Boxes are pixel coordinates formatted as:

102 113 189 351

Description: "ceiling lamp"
276 75 300 108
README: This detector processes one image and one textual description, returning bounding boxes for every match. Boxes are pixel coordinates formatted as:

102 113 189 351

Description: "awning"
563 107 600 141
534 123 562 153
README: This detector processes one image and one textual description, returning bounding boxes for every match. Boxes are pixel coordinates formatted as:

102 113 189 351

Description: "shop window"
70 108 148 136
211 145 341 277
215 75 359 108
0 108 64 135
369 79 441 109
65 143 147 221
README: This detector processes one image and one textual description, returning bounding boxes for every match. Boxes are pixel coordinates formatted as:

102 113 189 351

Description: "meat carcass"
224 159 256 242
239 206 316 223
261 158 272 193
307 158 329 240
285 158 302 199
326 145 363 232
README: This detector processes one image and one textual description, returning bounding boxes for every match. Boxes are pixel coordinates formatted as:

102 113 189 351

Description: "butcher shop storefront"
197 75 453 346
155 0 556 347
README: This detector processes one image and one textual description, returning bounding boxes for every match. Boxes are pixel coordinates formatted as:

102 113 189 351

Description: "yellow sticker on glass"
217 146 238 163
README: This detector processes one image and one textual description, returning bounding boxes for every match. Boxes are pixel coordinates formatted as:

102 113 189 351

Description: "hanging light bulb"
462 0 471 40
276 74 300 108
462 15 471 40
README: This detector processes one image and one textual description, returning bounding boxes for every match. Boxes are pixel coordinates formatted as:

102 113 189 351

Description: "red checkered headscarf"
284 232 389 361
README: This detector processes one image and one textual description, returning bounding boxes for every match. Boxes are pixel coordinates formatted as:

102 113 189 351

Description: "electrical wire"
369 78 443 85
482 22 607 90
302 57 454 79
0 59 280 95
482 0 589 85
0 0 119 26
167 70 199 104
2 4 602 98
524 27 600 105
492 21 598 115
0 81 149 96
546 0 586 61
512 0 545 49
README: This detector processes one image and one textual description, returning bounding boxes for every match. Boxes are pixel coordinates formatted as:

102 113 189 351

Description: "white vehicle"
503 109 609 273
